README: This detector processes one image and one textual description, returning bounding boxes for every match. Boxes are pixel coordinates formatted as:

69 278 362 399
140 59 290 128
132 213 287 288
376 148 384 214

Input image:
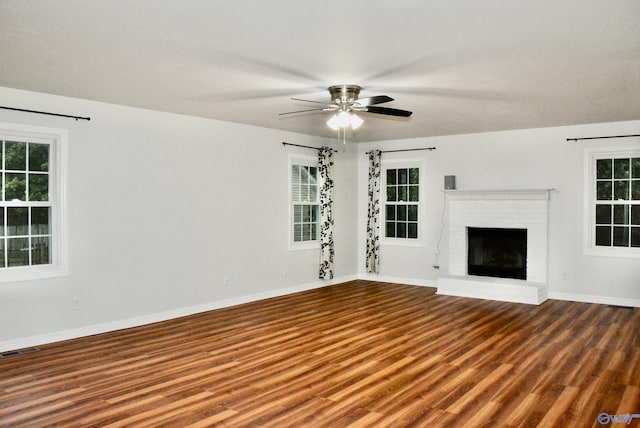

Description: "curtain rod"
282 142 336 152
0 106 91 121
366 147 436 154
566 134 640 142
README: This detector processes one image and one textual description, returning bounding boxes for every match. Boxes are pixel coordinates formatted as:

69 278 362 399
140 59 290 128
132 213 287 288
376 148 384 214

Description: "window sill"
381 238 425 248
584 246 640 259
0 264 68 283
289 241 320 252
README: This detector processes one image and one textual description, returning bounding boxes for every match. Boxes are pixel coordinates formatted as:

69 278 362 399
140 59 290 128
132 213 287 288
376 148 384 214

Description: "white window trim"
583 145 640 258
0 122 68 282
288 154 320 251
380 158 425 247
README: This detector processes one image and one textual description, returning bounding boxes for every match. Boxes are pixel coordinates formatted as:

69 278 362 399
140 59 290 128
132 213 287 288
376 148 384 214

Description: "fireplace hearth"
467 227 527 280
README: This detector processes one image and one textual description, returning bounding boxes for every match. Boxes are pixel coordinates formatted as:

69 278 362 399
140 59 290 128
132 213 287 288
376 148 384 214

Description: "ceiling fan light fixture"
326 111 363 130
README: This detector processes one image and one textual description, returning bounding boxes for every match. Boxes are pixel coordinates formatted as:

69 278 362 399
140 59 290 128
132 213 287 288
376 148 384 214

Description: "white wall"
0 87 359 349
357 121 640 304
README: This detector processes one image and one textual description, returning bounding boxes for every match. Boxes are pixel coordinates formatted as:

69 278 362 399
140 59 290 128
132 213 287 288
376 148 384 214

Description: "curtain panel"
318 147 335 279
366 150 381 273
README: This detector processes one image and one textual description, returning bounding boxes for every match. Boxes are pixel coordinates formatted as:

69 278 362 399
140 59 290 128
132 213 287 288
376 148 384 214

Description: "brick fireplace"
437 189 551 304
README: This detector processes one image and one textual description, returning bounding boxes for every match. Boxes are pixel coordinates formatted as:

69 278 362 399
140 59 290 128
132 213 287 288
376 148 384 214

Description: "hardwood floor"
1 280 638 427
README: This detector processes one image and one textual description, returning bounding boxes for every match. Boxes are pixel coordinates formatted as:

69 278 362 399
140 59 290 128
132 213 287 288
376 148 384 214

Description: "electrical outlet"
72 298 80 311
223 275 231 285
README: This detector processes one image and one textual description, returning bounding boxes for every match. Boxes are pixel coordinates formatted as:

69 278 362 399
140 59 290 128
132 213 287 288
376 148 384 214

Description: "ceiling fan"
279 85 412 130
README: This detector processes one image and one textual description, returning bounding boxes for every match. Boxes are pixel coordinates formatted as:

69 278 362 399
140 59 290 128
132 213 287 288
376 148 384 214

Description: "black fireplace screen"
467 227 527 280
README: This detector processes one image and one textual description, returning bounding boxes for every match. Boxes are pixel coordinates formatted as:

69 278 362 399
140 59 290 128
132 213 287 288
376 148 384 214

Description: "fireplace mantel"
437 188 550 305
445 189 551 200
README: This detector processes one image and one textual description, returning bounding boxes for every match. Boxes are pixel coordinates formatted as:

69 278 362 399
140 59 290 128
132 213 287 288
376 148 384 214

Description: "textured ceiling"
1 0 639 141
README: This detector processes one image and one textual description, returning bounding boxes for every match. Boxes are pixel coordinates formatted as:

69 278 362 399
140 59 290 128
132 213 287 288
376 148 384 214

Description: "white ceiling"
1 0 639 142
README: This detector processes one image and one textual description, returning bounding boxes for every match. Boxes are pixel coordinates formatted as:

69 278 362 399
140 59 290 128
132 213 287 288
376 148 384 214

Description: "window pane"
613 205 630 225
311 205 318 223
294 224 302 242
292 183 301 202
7 207 28 236
595 226 611 246
632 227 640 247
31 207 50 235
614 181 629 200
397 222 407 238
29 144 49 172
596 182 612 200
633 158 640 178
386 205 395 221
409 185 419 202
0 209 3 236
0 240 4 268
387 169 397 185
311 223 318 241
398 185 407 202
7 237 29 267
408 222 418 239
387 185 396 201
309 184 317 202
398 169 408 185
409 168 419 184
308 167 317 184
632 206 640 225
28 174 49 201
294 205 302 222
301 166 309 184
5 173 26 201
385 222 395 238
597 159 612 179
292 165 301 184
408 205 418 222
613 227 629 247
5 141 26 170
303 205 311 222
300 184 309 201
614 158 630 179
596 205 612 224
397 205 407 221
302 224 311 240
632 180 640 200
32 236 51 265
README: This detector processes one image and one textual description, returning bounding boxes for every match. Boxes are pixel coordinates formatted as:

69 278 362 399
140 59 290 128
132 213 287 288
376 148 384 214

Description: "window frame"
381 159 425 247
0 122 68 282
584 145 640 258
288 154 320 251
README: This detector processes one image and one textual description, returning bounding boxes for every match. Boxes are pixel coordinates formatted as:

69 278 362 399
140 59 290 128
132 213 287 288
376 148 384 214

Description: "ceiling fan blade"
291 97 329 105
354 95 394 107
278 108 326 116
365 106 413 117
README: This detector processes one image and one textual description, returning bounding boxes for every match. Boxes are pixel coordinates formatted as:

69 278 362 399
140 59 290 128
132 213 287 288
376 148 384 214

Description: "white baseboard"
0 274 358 353
548 291 640 308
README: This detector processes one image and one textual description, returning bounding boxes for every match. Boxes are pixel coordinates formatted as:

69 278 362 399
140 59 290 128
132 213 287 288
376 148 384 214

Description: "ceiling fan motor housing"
328 85 362 107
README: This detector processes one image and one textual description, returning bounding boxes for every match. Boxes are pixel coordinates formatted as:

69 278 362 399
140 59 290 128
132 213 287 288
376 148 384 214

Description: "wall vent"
0 347 40 358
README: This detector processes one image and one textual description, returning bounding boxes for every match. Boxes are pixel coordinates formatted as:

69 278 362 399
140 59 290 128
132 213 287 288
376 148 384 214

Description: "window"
383 163 421 242
289 156 319 249
0 122 67 281
585 147 640 257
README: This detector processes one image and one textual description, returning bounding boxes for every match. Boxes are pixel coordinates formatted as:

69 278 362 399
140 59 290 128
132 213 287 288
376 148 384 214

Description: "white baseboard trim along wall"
0 275 357 353
1 275 637 353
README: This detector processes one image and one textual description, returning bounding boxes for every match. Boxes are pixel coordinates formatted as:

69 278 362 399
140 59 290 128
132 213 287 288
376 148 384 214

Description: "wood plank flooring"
1 280 638 427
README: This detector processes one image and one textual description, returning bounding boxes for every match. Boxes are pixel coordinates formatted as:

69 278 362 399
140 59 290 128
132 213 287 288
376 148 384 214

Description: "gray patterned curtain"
318 147 334 279
366 150 381 273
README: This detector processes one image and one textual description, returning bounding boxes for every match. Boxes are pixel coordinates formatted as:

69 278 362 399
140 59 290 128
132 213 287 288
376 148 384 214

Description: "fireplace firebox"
467 227 527 280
